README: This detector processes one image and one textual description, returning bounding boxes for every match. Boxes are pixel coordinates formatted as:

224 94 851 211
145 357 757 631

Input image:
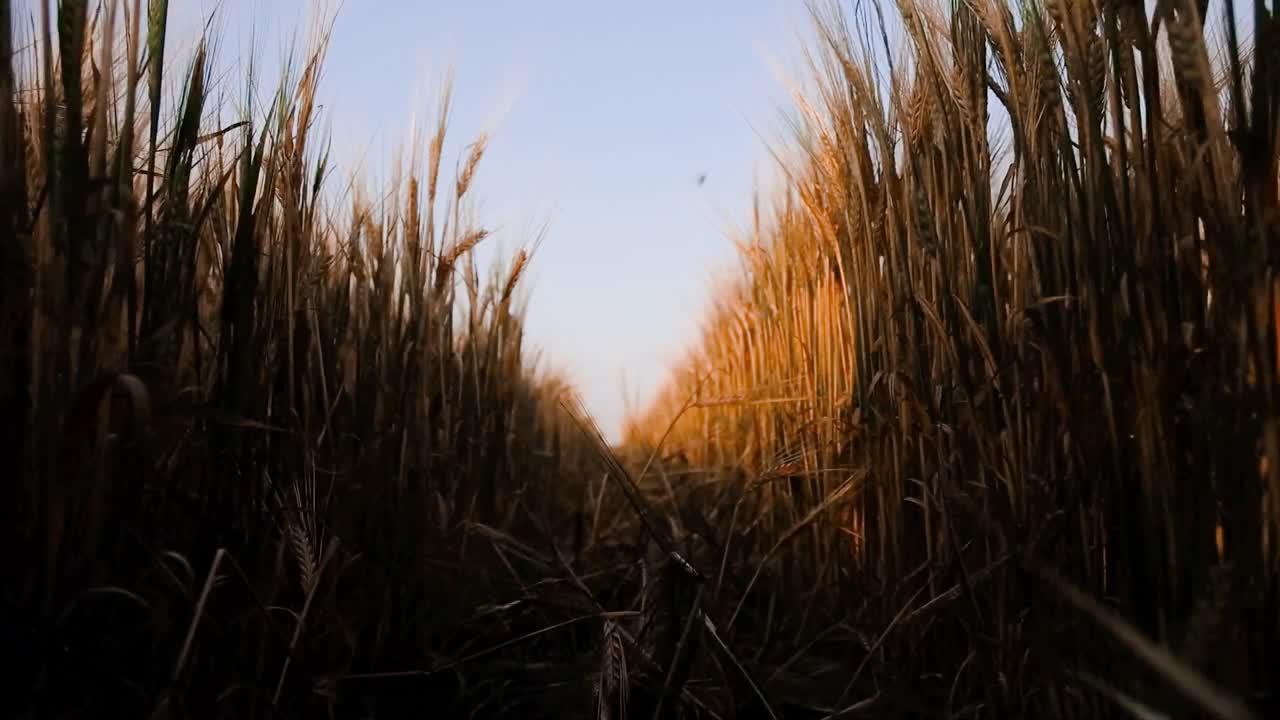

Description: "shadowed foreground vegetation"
3 0 1278 718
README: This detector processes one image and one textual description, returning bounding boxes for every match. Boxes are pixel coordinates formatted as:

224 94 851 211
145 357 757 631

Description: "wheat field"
2 0 1277 718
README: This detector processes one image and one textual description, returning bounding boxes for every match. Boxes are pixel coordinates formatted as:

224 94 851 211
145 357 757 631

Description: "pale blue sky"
160 0 809 440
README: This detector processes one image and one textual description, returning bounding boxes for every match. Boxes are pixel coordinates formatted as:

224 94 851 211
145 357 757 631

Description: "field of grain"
3 0 1277 718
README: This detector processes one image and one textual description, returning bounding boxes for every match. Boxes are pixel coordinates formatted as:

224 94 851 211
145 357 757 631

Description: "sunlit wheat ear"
499 249 529 308
455 132 489 199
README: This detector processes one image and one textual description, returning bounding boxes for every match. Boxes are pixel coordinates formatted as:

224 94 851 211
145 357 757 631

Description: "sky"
149 0 812 441
49 0 1249 446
